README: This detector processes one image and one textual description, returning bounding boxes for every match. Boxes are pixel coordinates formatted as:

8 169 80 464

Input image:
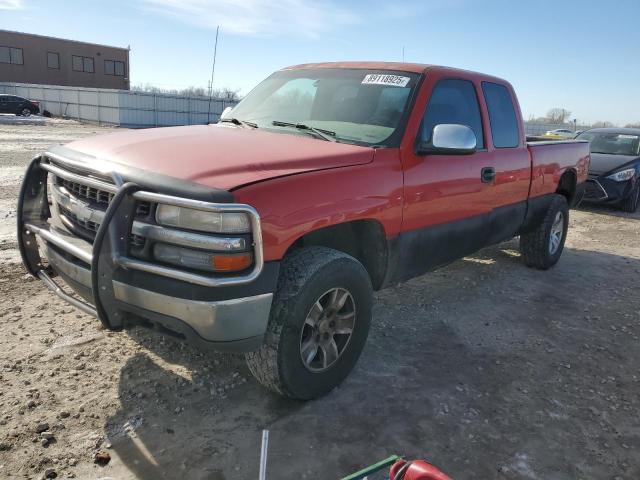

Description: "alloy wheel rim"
22 108 30 116
299 287 356 373
549 211 564 255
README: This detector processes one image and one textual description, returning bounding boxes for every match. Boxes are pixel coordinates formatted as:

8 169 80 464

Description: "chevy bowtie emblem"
68 196 92 222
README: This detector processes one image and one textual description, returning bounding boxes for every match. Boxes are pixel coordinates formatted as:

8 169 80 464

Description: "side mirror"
220 106 233 120
416 124 477 155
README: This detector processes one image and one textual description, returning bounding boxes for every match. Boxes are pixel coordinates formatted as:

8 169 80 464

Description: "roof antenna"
207 25 220 124
402 45 405 62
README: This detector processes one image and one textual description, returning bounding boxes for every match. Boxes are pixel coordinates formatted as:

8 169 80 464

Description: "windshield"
225 68 421 146
577 131 640 156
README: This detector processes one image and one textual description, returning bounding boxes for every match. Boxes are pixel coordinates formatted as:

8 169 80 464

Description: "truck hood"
590 153 640 176
64 124 374 191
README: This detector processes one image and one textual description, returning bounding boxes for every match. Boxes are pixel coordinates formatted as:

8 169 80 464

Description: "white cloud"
0 0 23 10
142 0 359 38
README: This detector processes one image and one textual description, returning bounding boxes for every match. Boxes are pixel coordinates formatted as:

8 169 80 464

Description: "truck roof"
283 61 510 85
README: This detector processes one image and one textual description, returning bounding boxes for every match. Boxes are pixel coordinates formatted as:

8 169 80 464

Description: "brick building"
0 29 130 90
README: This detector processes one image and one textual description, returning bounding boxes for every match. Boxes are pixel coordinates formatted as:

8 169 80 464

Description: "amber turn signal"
211 253 253 272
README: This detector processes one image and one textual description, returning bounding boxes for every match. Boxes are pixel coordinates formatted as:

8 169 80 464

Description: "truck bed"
527 139 591 200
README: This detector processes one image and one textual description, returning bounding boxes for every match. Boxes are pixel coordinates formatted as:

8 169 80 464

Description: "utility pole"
402 46 405 62
207 26 220 124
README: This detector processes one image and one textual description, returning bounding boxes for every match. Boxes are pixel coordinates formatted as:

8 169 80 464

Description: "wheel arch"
556 168 578 206
283 219 388 290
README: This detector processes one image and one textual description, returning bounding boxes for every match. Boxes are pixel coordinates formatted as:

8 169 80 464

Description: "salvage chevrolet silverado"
18 63 590 399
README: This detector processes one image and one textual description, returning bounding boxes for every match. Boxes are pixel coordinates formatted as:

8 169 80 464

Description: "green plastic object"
340 455 401 480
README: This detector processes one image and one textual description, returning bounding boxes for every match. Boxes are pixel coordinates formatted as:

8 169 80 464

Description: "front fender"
232 149 403 261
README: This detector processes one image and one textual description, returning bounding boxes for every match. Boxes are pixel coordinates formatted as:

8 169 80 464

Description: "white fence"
0 82 238 128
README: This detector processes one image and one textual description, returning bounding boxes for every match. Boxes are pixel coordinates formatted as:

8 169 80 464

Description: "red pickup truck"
18 62 590 400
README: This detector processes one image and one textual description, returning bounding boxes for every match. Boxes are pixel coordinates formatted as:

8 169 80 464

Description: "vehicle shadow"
105 240 640 480
577 202 640 220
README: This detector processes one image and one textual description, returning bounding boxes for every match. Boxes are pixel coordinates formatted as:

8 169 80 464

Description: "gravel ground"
1 119 639 480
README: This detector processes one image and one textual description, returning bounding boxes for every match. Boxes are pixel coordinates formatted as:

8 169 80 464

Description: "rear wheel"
19 108 31 117
620 184 639 213
245 246 372 400
520 194 569 270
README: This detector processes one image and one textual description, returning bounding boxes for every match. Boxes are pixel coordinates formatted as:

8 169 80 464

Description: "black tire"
20 108 32 117
620 183 639 213
245 246 373 400
520 194 569 270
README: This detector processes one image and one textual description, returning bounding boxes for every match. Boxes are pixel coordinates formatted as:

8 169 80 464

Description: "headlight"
156 205 251 233
154 243 253 272
606 168 636 182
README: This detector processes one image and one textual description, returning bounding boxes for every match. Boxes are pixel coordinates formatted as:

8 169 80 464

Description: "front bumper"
582 175 637 205
17 148 278 352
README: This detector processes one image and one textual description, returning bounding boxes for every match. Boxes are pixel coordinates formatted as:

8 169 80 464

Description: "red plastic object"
389 459 452 480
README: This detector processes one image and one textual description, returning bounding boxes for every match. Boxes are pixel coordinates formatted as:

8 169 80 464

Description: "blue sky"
1 0 639 125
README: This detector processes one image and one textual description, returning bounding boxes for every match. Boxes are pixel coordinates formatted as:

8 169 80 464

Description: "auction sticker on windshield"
361 74 411 87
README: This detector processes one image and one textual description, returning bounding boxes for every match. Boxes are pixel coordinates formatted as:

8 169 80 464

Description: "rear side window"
419 79 484 149
482 82 519 148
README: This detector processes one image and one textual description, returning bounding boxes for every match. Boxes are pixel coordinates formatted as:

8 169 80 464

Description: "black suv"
0 94 40 116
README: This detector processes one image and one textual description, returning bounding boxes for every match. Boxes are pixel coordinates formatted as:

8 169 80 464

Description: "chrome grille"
58 205 146 247
59 177 113 205
55 176 151 216
52 171 150 248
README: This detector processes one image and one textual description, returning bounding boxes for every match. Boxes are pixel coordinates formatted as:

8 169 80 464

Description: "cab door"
477 81 531 244
393 77 494 281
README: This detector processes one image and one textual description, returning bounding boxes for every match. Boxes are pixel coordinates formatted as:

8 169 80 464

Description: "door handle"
481 167 496 183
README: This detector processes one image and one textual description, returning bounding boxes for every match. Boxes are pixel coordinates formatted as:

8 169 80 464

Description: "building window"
72 55 94 73
83 57 94 73
47 52 59 69
0 46 24 65
104 59 125 76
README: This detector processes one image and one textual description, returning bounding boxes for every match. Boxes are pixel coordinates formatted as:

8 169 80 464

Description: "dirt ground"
1 117 639 480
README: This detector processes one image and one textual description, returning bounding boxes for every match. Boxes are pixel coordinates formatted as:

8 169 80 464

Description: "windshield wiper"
271 120 337 142
220 117 258 128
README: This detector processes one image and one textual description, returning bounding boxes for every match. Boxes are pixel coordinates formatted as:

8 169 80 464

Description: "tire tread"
245 247 362 398
520 194 568 270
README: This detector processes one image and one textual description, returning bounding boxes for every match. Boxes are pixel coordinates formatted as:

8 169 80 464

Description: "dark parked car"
0 94 40 116
577 128 640 212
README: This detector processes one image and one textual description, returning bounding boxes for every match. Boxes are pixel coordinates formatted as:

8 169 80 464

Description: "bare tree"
591 121 615 128
624 122 640 128
546 108 571 124
131 83 240 101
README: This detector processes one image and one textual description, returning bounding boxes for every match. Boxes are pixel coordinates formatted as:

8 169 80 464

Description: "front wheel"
620 184 639 213
520 194 569 270
245 246 373 400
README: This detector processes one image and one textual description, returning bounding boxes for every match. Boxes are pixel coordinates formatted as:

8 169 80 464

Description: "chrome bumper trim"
41 236 272 342
42 240 92 287
26 222 92 264
113 283 273 342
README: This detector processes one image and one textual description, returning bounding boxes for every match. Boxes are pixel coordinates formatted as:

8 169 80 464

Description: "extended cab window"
482 82 519 148
227 69 420 147
419 79 484 149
